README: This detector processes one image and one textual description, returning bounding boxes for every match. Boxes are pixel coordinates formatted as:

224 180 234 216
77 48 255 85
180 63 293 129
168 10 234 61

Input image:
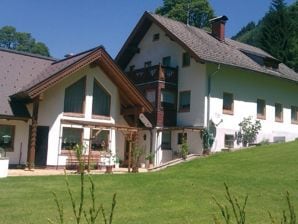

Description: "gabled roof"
1 46 152 118
116 12 298 82
0 48 55 118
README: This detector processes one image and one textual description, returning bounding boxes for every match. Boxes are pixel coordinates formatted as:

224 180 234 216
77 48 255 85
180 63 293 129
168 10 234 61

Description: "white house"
116 12 298 166
0 46 152 168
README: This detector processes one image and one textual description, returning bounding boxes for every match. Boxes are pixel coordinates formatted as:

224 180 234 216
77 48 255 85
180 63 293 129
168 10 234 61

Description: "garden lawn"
1 141 298 224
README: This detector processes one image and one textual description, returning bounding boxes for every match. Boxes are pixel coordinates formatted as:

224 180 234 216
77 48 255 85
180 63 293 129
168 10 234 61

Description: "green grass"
1 141 298 223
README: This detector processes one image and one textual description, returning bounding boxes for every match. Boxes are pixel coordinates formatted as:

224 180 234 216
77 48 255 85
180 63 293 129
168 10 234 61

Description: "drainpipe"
207 64 221 131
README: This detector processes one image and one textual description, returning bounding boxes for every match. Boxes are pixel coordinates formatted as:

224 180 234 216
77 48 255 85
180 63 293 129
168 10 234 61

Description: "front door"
35 126 49 167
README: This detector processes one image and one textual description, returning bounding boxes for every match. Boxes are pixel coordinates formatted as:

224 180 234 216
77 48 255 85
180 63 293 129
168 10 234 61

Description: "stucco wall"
126 23 206 164
207 63 298 151
36 65 128 166
127 24 206 127
0 119 29 165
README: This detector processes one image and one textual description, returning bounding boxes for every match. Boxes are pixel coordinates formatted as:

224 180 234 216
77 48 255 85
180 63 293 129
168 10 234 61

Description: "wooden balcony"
126 64 178 85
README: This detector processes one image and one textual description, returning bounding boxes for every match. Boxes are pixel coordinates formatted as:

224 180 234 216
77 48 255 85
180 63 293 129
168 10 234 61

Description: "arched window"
92 80 111 116
64 77 86 113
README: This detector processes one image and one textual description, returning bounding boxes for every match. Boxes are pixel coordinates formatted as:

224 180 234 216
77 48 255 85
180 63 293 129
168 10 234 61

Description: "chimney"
209 15 228 41
64 53 74 58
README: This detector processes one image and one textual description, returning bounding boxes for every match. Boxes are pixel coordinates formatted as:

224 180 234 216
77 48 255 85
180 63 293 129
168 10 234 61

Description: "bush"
238 116 262 146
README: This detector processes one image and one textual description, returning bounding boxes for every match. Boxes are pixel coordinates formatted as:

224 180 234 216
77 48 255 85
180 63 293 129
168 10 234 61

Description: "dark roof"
18 46 103 95
116 12 298 82
0 48 54 117
0 46 152 117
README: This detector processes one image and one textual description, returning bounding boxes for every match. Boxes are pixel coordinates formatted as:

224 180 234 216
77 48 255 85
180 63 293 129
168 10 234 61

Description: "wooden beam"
27 98 40 170
121 106 144 116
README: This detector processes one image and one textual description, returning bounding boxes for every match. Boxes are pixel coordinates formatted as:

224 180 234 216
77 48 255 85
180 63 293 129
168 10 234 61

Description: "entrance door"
35 126 49 167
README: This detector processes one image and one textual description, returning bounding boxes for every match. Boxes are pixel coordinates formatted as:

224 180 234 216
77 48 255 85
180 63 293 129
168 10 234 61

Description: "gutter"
207 64 221 131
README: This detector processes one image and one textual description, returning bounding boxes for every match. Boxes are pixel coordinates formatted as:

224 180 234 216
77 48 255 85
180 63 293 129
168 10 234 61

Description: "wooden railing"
126 64 178 84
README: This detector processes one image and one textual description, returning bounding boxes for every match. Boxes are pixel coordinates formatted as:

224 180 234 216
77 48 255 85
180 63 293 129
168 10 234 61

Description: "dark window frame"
92 79 111 117
179 91 191 112
182 52 190 67
153 33 160 41
161 131 172 150
161 89 176 110
291 106 298 124
275 103 283 122
61 127 83 151
223 92 234 115
224 134 234 148
162 56 171 67
177 133 187 145
90 129 110 151
257 99 266 120
63 77 86 115
0 125 15 152
144 61 152 68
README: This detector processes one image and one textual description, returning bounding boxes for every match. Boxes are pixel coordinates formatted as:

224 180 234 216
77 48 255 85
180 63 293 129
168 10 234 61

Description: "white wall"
207 63 298 151
127 23 206 127
37 65 128 166
0 119 29 165
127 23 206 164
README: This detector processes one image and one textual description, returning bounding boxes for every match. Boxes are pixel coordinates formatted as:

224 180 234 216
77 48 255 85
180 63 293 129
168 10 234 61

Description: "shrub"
238 116 262 146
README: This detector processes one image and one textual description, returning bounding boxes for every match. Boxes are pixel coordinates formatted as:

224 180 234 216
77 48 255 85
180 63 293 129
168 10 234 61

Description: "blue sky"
0 0 295 59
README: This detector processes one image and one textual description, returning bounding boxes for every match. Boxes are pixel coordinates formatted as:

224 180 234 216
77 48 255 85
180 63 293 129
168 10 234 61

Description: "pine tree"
259 0 292 64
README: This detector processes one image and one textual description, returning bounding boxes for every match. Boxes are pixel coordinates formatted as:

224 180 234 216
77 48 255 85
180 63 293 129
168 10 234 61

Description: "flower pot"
0 158 9 178
105 165 113 174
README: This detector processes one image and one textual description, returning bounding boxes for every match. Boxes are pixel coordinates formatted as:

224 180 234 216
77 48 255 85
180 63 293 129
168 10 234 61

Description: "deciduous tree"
156 0 214 28
0 26 50 57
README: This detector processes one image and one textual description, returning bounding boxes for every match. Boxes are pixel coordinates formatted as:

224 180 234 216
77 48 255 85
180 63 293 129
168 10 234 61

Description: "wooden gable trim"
27 49 102 98
116 12 204 69
98 49 153 113
19 46 152 114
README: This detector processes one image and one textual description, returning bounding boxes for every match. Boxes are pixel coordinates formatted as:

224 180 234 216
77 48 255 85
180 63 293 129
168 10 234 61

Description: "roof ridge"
0 47 55 61
52 45 104 64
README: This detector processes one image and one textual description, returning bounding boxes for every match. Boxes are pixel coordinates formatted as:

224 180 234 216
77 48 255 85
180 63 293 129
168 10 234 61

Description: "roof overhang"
116 11 204 70
10 47 152 114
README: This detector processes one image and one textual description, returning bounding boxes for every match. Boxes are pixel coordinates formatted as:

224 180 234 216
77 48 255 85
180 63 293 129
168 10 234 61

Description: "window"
161 131 171 149
291 106 298 123
61 127 83 150
161 90 176 109
275 103 283 122
145 89 156 105
162 56 171 67
257 99 266 119
182 52 190 67
92 80 111 116
129 65 135 72
64 77 86 113
91 129 110 151
0 125 15 152
223 92 233 115
179 91 191 112
153 33 160 41
177 133 187 144
224 134 234 148
144 61 152 68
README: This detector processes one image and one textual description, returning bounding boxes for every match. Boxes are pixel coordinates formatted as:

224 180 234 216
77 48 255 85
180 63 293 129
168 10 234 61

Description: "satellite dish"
139 113 152 128
211 113 223 127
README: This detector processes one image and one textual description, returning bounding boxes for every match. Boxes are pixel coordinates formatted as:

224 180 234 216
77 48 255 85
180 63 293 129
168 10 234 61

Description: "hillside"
232 0 298 72
1 141 298 223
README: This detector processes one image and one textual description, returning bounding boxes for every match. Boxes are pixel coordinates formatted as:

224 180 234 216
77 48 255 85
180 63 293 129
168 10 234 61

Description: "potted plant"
114 155 120 169
105 152 114 174
131 147 144 173
145 152 155 168
0 147 9 178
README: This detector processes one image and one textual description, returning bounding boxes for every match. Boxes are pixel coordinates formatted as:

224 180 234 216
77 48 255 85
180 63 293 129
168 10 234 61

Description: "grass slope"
1 141 298 223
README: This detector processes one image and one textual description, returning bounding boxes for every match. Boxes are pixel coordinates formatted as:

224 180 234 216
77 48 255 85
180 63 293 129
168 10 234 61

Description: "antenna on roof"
187 0 190 26
186 0 191 26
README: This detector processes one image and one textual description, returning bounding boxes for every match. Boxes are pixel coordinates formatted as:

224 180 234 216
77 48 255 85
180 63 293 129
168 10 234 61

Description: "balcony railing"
126 64 178 84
